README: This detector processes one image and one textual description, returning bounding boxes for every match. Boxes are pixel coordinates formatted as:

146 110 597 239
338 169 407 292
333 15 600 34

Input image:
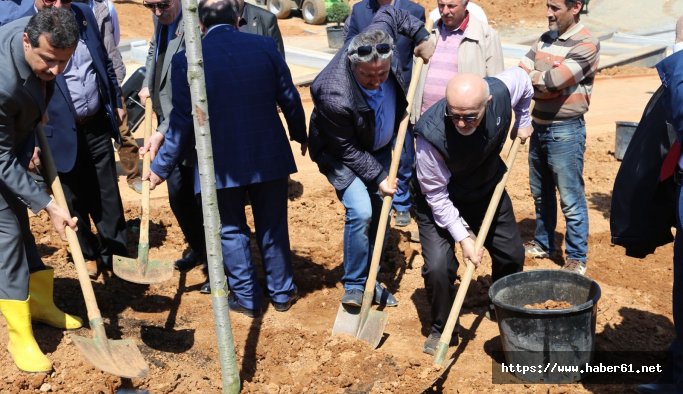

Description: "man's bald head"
677 15 683 43
445 73 491 136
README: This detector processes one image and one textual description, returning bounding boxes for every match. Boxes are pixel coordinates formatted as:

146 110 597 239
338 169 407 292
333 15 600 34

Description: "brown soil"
0 7 673 394
524 300 574 310
413 0 548 31
598 65 660 77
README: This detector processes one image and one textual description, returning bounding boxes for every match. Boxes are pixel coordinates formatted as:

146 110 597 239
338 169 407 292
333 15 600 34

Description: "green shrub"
327 1 349 26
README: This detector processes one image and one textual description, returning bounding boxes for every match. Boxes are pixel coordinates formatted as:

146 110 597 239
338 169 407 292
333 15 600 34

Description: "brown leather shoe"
85 260 98 279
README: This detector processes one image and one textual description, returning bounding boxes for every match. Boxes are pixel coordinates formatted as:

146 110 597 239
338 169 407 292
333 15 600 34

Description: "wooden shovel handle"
357 17 435 329
435 137 523 365
139 99 152 249
36 126 103 323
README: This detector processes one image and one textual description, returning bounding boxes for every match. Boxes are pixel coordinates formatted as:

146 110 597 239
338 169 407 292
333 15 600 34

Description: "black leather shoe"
200 280 211 294
174 250 203 272
271 291 299 312
341 289 363 308
228 294 260 318
373 282 398 307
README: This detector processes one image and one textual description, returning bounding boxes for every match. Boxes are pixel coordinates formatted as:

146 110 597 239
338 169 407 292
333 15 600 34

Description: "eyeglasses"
143 1 171 11
354 43 392 57
42 0 72 5
444 107 481 124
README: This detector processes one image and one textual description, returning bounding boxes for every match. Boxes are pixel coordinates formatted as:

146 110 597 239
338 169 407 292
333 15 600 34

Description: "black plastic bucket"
488 269 601 383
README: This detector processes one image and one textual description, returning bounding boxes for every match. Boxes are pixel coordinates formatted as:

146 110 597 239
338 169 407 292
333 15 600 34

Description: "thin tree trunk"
179 1 240 392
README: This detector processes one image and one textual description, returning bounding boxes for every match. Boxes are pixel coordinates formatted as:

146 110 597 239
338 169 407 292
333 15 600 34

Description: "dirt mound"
0 3 673 392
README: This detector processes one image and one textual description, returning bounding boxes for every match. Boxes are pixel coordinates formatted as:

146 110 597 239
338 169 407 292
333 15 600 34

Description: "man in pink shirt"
413 68 532 355
412 0 503 122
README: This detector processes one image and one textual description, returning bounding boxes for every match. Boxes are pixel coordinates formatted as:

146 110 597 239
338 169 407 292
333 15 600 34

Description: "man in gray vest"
413 68 532 354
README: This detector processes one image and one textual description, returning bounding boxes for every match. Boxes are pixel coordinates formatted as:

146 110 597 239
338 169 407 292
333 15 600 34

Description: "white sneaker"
562 259 587 275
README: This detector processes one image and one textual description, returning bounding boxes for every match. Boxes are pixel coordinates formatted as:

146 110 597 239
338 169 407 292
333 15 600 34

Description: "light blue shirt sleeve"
107 0 121 46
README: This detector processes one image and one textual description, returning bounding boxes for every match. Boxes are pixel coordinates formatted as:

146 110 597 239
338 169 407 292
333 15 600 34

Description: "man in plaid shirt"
519 0 599 275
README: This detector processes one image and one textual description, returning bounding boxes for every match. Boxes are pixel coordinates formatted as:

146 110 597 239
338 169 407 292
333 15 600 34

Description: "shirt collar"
206 24 236 36
558 22 583 40
438 12 469 34
355 78 385 100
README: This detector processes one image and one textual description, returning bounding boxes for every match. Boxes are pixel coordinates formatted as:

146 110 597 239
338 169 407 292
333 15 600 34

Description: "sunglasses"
42 0 72 5
445 107 480 124
143 1 171 11
354 43 392 57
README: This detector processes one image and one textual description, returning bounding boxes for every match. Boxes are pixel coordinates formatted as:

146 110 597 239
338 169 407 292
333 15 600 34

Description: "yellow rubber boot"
0 297 52 372
29 268 82 329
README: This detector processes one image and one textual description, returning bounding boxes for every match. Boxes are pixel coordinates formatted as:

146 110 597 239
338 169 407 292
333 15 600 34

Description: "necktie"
152 24 169 115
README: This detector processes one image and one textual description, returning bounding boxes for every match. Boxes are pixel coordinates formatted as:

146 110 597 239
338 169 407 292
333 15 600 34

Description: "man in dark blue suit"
147 0 307 317
0 0 34 26
32 0 128 277
344 0 425 228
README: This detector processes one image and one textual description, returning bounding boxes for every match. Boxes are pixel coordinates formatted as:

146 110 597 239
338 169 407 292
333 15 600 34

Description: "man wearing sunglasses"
309 7 434 309
138 0 211 286
344 0 425 229
413 68 533 355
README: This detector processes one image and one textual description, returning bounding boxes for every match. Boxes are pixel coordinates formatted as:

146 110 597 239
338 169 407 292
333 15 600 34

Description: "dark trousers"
0 189 46 300
413 185 524 335
216 177 295 310
60 116 128 268
114 99 141 182
166 163 206 258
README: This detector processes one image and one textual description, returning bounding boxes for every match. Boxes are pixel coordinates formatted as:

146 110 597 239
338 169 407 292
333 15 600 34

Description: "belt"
75 113 98 127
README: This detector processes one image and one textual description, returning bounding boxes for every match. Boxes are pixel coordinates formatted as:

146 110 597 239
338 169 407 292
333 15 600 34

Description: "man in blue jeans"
309 8 433 307
519 0 600 274
344 0 425 228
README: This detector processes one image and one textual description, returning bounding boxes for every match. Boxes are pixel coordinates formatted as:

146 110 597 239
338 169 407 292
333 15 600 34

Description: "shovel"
332 18 434 348
113 98 173 284
434 137 523 366
37 126 149 378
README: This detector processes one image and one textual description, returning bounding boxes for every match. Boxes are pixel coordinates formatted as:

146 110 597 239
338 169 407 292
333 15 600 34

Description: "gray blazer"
91 0 126 84
143 15 186 134
0 18 53 213
240 3 285 59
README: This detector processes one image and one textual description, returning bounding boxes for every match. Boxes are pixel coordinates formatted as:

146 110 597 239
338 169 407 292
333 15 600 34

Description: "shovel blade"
71 333 148 378
331 304 387 349
113 255 174 285
332 304 361 338
356 309 387 349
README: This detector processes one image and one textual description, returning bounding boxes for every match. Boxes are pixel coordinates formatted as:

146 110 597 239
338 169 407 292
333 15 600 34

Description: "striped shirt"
519 22 600 124
421 15 469 115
